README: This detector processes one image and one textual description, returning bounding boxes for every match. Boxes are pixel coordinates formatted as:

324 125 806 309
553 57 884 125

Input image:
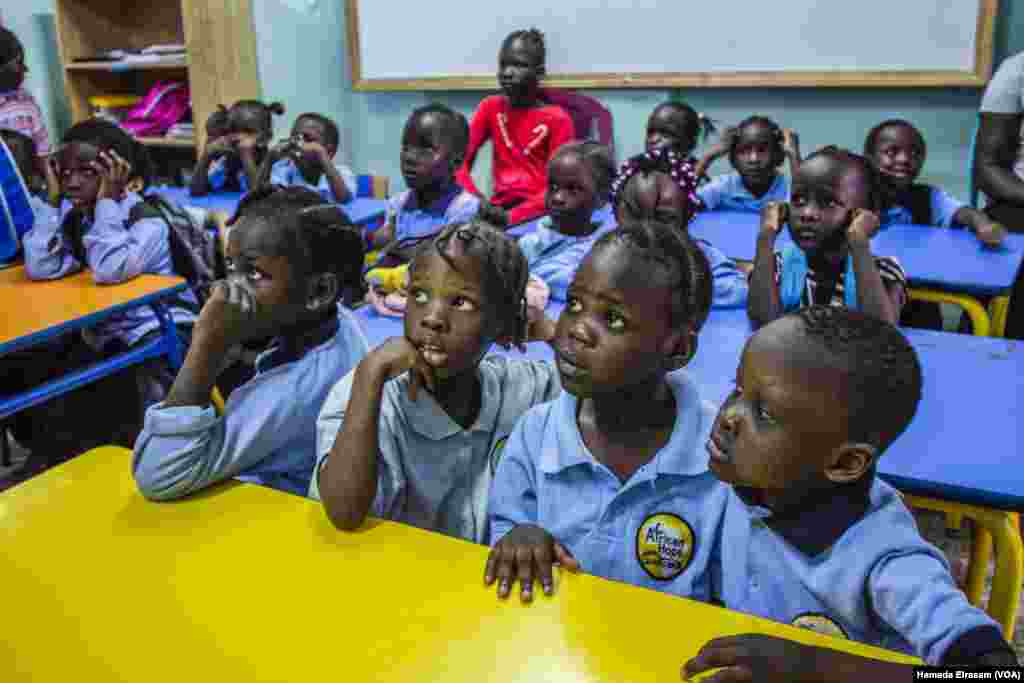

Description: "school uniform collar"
255 308 341 374
404 360 501 441
539 370 710 478
739 473 873 557
736 172 784 200
403 183 463 215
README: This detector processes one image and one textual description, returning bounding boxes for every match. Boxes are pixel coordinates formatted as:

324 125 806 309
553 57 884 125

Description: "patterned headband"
610 147 701 217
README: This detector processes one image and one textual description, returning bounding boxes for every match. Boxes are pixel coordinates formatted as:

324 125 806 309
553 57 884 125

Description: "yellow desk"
0 266 186 352
0 448 918 682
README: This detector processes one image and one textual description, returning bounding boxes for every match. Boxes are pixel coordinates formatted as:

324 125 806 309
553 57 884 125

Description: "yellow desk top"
0 266 185 348
0 448 919 682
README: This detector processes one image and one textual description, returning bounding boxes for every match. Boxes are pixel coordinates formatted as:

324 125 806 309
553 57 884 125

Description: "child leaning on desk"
683 306 1016 681
8 119 196 471
259 112 356 203
132 186 369 500
485 220 728 603
312 220 561 544
747 146 907 328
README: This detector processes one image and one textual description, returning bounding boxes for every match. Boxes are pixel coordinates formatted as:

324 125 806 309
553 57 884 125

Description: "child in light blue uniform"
265 113 356 203
9 120 196 477
486 221 728 603
368 104 480 265
611 147 748 309
748 147 906 328
864 119 1004 244
684 307 1015 681
518 141 617 301
190 100 285 197
696 116 799 213
314 220 561 544
133 187 369 500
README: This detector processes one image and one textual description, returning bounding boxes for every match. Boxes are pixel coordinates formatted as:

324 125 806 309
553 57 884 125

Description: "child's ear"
305 272 339 312
126 177 144 194
824 442 877 485
664 329 697 371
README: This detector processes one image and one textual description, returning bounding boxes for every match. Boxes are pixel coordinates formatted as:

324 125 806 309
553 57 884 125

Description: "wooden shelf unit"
54 0 261 158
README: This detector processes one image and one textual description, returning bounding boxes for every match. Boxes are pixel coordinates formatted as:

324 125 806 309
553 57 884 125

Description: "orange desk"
0 267 187 418
0 447 918 682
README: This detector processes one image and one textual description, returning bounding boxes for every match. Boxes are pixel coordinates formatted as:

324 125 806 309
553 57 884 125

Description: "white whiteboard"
346 0 997 90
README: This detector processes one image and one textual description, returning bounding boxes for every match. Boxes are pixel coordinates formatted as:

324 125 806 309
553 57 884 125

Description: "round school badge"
635 513 695 581
791 613 848 639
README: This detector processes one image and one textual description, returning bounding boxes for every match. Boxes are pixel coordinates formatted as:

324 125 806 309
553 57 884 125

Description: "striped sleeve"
874 255 907 288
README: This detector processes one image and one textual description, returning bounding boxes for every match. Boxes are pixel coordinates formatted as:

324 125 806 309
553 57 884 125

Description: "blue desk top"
688 211 1024 297
152 187 388 226
352 304 1023 511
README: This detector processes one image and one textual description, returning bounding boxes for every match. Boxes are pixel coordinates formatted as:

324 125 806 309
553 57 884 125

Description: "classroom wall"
9 0 1024 199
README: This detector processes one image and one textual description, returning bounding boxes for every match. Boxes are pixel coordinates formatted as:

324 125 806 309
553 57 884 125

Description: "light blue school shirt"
21 192 197 349
488 370 727 602
207 156 249 193
388 184 481 244
269 158 357 203
713 477 1007 664
697 172 790 213
881 186 965 228
518 204 617 301
132 306 369 500
696 238 748 309
311 355 561 544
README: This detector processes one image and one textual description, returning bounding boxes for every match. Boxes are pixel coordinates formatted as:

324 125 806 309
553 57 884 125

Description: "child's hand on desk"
363 336 438 402
846 208 880 247
683 634 814 682
758 202 789 241
94 150 131 202
485 524 579 603
975 217 1007 248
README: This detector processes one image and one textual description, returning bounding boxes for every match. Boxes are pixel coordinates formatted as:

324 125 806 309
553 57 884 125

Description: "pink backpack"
121 81 191 137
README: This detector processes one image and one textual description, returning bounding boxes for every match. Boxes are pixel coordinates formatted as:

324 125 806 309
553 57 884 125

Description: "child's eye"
791 195 806 207
566 297 582 314
452 296 477 312
756 402 775 423
606 310 626 331
411 289 429 305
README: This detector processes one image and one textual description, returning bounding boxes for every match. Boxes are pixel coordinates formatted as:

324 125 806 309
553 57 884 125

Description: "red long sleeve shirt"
456 95 575 225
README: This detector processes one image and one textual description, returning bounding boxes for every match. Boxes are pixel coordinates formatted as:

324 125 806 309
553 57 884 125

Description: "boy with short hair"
685 306 1015 681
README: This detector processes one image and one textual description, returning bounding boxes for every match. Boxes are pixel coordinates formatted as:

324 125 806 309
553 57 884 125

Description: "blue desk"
152 186 388 227
354 303 1022 510
688 211 1024 336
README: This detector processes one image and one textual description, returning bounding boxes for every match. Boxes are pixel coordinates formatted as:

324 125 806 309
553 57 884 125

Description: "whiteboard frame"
346 0 998 90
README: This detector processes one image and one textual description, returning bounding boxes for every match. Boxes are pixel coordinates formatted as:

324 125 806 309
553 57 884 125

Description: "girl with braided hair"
612 147 748 309
314 219 562 544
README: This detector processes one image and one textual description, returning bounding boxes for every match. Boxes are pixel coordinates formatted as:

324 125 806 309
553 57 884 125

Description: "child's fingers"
484 547 500 586
533 544 556 596
492 547 516 599
682 642 741 679
552 542 580 572
514 546 535 603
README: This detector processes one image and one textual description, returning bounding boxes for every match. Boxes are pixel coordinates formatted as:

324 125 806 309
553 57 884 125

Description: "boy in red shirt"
456 28 574 226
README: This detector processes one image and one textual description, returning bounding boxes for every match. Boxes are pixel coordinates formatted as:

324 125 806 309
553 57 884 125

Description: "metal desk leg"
907 288 991 337
150 303 183 370
905 494 1022 641
989 296 1010 338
